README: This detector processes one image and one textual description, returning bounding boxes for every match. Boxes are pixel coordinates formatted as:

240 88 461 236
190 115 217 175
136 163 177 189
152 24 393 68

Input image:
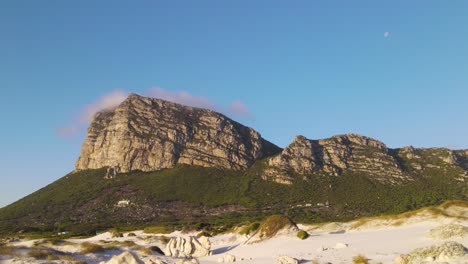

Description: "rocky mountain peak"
75 94 281 173
263 134 405 185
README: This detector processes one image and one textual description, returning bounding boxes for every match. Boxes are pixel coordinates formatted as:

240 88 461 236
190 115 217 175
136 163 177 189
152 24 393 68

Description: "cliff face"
75 94 281 172
263 134 405 184
263 134 468 185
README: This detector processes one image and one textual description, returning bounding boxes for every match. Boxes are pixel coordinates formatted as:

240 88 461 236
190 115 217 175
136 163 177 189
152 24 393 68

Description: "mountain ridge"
0 93 466 235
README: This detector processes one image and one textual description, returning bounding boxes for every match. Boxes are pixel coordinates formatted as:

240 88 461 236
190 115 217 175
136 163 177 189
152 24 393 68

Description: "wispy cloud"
57 90 128 137
57 88 251 138
384 31 390 38
228 100 251 117
146 87 219 111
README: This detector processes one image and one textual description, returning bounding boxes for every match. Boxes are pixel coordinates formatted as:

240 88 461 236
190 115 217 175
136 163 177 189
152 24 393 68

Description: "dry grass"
138 246 152 256
438 200 468 209
0 244 15 255
103 240 137 248
352 254 369 264
80 242 104 254
58 254 86 263
350 200 468 229
27 249 56 260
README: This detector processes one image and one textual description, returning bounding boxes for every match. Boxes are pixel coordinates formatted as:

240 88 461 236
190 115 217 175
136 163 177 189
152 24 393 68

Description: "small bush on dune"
239 222 260 236
296 230 309 240
259 215 296 238
80 242 104 254
127 232 137 237
352 254 369 264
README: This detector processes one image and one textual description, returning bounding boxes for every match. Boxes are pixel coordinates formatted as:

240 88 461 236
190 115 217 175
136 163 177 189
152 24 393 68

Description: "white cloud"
384 31 390 38
228 100 251 116
57 90 128 137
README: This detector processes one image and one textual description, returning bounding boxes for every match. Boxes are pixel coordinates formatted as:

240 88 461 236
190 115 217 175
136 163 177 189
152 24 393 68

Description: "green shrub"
127 232 137 237
80 242 104 254
296 230 309 240
239 222 260 236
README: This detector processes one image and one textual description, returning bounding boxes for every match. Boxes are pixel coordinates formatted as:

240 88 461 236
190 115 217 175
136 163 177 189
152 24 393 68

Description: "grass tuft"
259 215 296 238
80 242 104 254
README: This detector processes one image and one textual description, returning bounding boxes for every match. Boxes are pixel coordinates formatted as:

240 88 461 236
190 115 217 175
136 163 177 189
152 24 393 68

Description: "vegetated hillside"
0 161 465 235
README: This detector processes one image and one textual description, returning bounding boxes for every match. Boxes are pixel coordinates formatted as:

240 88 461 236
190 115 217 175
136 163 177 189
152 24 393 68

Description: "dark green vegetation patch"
0 161 466 236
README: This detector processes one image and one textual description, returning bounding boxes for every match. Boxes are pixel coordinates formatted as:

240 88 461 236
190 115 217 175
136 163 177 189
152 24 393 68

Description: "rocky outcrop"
76 94 280 173
165 236 211 258
263 134 406 184
394 241 468 264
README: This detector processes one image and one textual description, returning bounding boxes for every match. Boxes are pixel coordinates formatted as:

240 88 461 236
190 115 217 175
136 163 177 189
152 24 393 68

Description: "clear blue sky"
1 0 467 208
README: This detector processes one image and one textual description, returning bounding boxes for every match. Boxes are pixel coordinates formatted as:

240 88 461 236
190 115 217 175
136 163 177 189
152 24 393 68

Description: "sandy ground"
1 210 467 264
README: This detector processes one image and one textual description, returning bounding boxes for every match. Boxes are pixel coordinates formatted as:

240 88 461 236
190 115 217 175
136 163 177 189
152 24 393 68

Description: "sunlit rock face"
76 93 280 173
263 134 406 184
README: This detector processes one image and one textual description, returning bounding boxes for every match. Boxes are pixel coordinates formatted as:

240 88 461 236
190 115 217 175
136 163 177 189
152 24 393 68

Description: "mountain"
76 93 281 173
262 134 468 185
0 94 466 235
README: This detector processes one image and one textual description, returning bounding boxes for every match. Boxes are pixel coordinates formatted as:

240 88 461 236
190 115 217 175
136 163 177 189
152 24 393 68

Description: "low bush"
259 215 296 238
296 230 309 240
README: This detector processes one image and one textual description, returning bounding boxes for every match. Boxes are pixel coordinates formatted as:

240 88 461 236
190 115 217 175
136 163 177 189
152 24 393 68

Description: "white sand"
2 210 467 264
